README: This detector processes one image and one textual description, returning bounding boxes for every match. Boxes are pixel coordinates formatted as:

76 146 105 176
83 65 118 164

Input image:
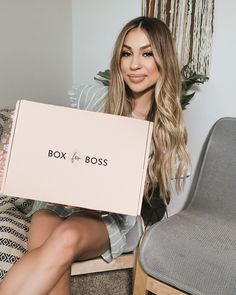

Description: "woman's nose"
130 54 141 70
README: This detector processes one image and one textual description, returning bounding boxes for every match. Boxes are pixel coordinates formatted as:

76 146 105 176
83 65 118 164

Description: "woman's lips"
128 75 146 83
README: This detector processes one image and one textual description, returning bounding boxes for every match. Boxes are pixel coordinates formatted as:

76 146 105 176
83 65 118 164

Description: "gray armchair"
133 117 236 295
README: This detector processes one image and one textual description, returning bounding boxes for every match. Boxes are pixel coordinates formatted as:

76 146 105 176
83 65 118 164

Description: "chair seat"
139 210 236 295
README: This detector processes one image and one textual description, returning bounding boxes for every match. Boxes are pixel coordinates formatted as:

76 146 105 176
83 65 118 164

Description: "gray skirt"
27 201 137 262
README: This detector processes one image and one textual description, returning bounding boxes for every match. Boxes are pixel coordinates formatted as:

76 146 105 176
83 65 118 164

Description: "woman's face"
120 28 160 99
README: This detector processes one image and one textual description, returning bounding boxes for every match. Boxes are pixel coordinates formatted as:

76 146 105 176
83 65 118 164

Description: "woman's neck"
132 90 153 119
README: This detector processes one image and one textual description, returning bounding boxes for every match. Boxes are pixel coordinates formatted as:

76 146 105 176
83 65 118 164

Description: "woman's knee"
51 223 83 262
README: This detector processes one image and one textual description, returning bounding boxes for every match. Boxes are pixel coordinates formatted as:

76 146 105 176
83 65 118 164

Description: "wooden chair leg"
133 254 148 295
146 276 187 295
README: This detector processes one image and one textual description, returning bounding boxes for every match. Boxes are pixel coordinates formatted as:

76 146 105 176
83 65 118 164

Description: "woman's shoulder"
69 84 108 112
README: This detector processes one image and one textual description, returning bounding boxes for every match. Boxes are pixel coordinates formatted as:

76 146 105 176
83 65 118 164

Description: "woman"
0 16 190 294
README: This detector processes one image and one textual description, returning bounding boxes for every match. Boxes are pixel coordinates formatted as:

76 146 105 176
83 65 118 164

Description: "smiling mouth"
128 75 146 83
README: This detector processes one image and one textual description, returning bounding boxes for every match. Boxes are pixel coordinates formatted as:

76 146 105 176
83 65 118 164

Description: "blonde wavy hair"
105 16 190 202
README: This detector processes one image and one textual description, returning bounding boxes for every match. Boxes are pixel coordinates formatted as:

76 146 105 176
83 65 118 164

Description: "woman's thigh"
52 212 110 261
28 210 110 261
28 209 63 250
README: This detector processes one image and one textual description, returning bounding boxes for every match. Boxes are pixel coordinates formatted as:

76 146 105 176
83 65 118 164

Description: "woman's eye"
143 51 153 57
121 51 131 57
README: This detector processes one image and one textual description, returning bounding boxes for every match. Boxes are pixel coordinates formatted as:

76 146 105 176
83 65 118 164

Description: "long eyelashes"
143 51 153 57
121 50 131 57
120 50 154 57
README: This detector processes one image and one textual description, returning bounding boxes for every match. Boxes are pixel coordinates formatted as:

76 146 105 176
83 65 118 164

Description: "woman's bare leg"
27 210 71 295
0 211 110 295
0 210 69 295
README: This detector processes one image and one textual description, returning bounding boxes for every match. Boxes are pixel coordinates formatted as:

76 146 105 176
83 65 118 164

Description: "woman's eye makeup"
120 50 154 58
143 51 153 57
121 50 132 57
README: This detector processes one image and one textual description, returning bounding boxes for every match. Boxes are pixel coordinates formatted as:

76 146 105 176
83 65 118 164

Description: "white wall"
168 0 236 215
0 0 72 109
72 0 142 86
0 1 141 109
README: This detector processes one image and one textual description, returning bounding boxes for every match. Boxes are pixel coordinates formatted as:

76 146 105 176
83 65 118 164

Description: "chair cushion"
139 210 236 295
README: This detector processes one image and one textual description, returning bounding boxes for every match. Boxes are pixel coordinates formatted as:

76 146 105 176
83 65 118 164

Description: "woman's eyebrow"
122 44 152 50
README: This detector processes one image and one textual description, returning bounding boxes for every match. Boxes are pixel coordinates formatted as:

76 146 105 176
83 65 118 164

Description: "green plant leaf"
181 92 195 110
94 77 110 86
96 70 110 79
94 70 111 86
